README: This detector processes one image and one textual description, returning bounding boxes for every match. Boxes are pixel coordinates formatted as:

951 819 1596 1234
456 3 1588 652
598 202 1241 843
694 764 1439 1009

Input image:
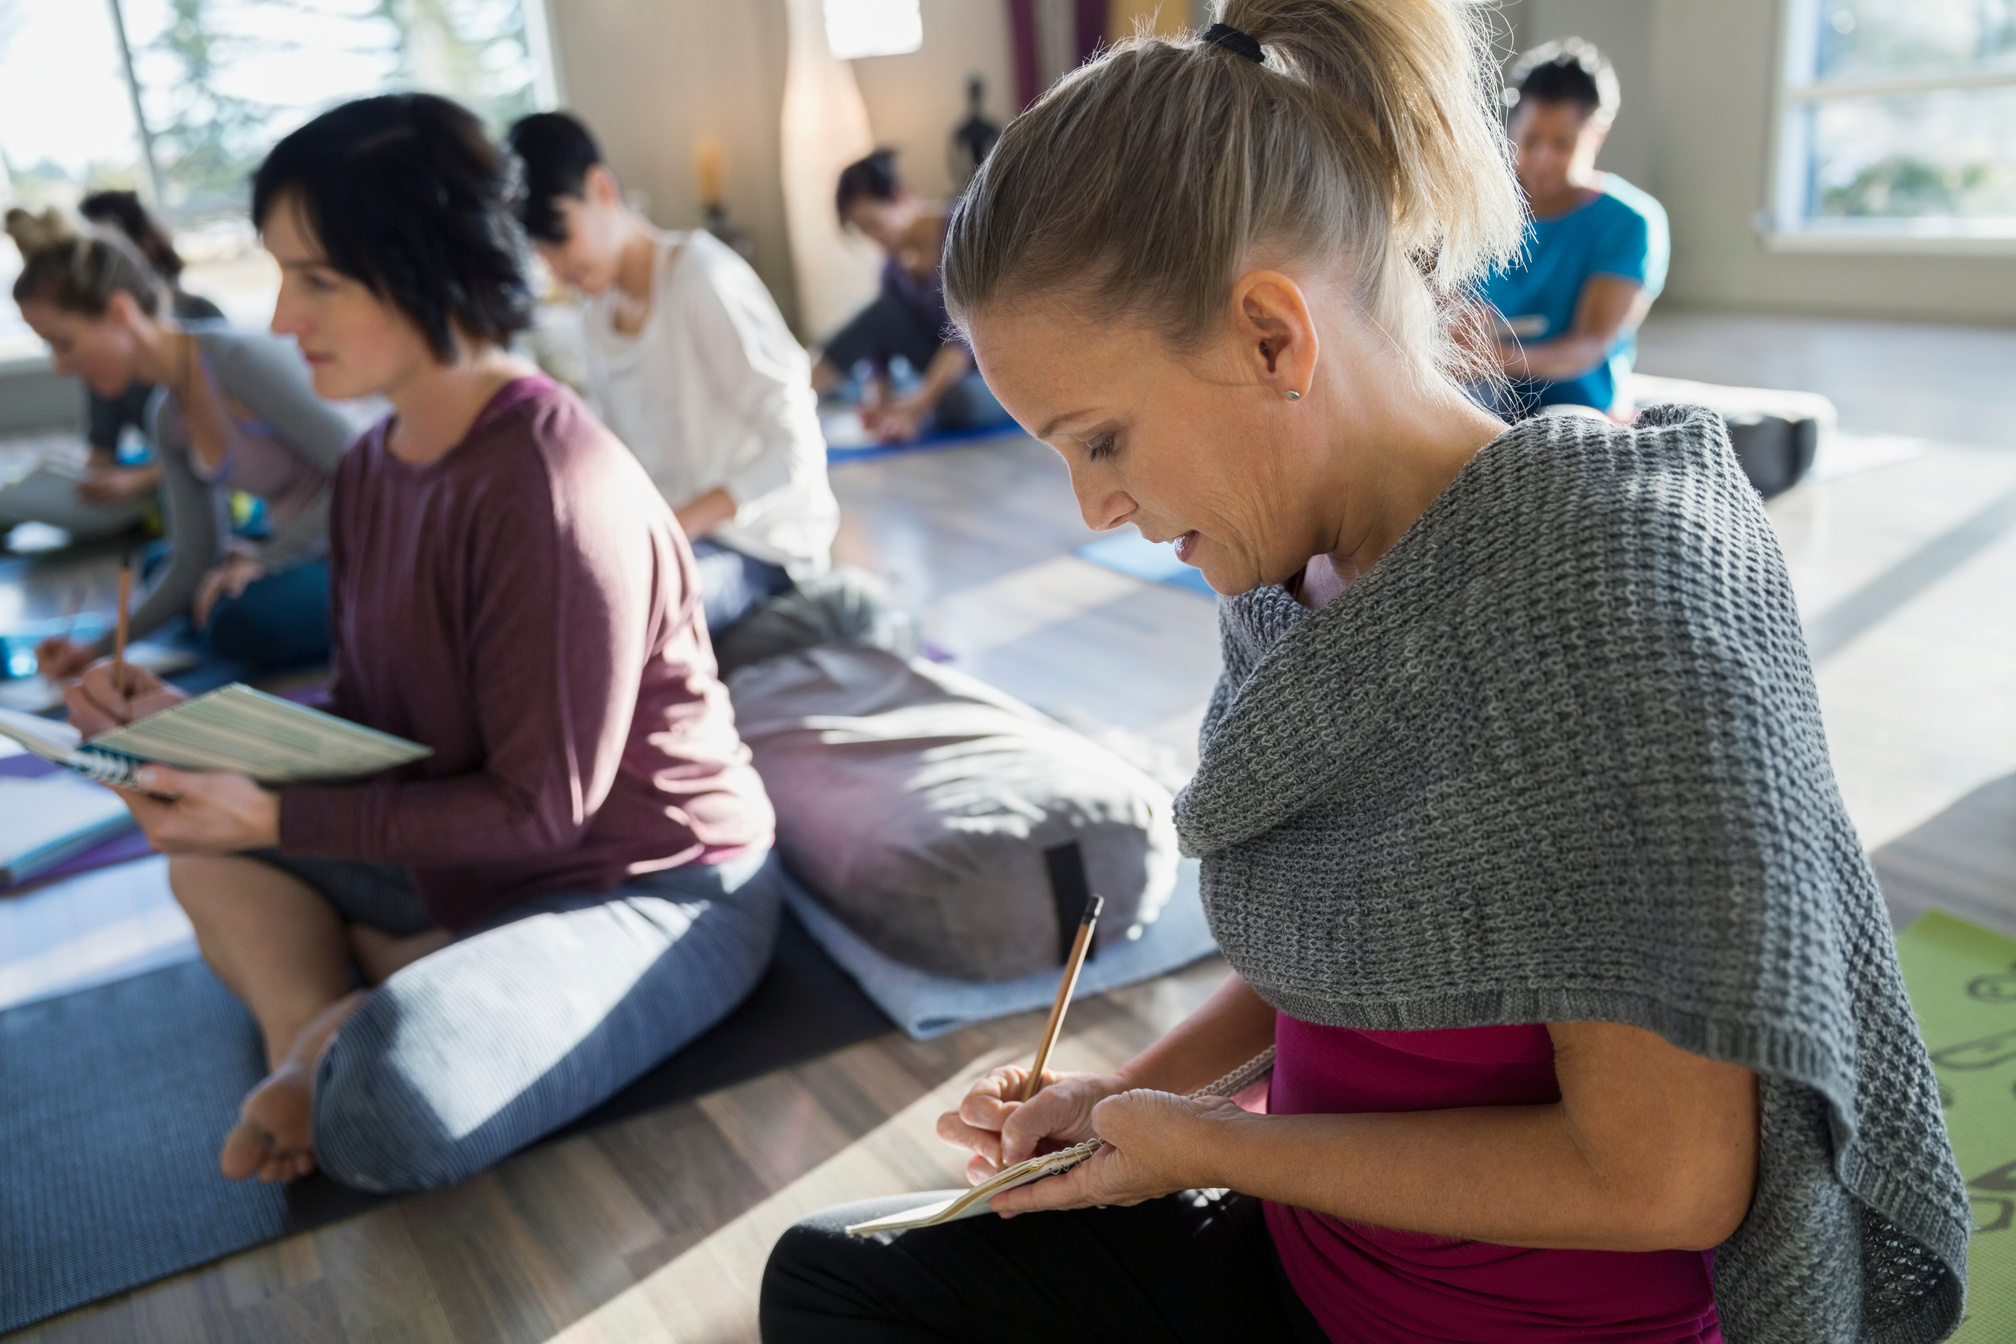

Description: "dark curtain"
1008 0 1042 109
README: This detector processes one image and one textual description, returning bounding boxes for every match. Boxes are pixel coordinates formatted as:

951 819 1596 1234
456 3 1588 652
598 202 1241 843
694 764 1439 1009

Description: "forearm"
95 442 223 653
279 773 591 868
1504 275 1644 383
93 544 201 653
1113 974 1277 1095
1500 334 1610 381
674 486 737 540
910 345 972 408
1202 1105 1712 1253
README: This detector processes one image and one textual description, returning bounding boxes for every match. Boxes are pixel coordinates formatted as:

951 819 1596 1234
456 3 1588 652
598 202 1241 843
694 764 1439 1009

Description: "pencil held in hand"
1020 893 1104 1103
111 558 133 695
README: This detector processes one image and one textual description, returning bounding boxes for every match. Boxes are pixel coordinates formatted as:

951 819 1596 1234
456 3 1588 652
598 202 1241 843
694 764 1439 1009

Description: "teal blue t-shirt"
1477 174 1669 414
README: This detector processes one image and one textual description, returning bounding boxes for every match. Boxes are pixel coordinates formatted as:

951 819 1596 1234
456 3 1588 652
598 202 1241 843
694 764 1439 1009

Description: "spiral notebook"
0 684 430 788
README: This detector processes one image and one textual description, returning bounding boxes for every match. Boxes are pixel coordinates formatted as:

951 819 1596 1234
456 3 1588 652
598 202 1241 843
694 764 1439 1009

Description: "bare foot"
221 1059 316 1182
220 989 366 1183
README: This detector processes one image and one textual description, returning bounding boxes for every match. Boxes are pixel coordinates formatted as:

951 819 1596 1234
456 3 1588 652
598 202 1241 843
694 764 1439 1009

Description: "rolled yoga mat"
0 908 892 1334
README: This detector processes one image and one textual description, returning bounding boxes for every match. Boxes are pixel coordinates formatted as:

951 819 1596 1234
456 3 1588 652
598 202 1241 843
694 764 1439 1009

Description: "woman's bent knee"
311 999 470 1192
166 853 234 906
760 1216 864 1342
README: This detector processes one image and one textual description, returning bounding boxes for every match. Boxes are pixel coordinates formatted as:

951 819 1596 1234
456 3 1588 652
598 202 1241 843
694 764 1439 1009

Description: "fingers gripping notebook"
0 684 430 788
845 1047 1277 1237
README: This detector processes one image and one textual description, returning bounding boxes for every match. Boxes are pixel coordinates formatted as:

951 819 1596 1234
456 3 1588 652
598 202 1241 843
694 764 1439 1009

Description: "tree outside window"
1775 0 2016 241
0 0 548 353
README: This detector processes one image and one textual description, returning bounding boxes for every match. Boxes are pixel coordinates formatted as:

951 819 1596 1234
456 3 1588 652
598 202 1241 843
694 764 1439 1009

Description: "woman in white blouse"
507 112 839 634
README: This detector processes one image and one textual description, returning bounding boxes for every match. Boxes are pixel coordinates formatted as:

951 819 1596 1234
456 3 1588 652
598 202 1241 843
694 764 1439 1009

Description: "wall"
552 0 1030 335
851 0 1017 202
546 0 799 323
1503 0 1655 190
1511 0 2016 324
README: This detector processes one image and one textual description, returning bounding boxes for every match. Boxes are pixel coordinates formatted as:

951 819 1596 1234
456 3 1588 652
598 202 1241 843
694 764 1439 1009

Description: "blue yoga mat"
825 423 1023 464
1074 532 1218 599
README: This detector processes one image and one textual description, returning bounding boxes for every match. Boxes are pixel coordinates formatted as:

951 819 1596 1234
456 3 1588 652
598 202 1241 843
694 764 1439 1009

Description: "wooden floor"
4 310 2015 1340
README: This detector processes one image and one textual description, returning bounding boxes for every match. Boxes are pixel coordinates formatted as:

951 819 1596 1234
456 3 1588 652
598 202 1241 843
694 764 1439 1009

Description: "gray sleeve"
91 401 228 654
205 329 358 474
205 329 356 573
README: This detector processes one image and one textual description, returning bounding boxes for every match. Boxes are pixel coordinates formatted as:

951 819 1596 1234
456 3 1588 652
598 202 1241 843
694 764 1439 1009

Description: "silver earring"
1284 389 1301 401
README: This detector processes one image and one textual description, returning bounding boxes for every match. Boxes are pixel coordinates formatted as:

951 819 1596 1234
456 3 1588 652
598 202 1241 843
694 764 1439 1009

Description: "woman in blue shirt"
1476 40 1669 417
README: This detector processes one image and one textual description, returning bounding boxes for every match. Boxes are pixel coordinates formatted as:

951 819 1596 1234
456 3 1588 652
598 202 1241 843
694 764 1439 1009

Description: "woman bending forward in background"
11 210 352 681
761 2 1967 1341
66 93 778 1193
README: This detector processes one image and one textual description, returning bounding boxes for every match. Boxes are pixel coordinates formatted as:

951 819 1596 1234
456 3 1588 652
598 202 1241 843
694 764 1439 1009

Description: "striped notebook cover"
86 684 430 785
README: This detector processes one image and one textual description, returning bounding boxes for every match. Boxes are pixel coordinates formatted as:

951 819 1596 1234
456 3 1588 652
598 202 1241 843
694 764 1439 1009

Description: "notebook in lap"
0 684 430 788
845 1048 1277 1236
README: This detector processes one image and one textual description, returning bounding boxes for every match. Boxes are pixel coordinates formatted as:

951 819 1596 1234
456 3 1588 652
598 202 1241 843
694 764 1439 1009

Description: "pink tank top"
1265 1014 1722 1342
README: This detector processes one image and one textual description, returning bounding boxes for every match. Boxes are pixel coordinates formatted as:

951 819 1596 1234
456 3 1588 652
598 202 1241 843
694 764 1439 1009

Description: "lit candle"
696 135 726 208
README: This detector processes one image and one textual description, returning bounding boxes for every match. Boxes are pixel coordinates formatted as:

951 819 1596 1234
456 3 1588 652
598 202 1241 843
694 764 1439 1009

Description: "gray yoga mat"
0 909 892 1334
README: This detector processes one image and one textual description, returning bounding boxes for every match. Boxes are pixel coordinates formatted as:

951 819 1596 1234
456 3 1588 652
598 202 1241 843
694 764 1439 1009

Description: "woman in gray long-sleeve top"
6 208 355 678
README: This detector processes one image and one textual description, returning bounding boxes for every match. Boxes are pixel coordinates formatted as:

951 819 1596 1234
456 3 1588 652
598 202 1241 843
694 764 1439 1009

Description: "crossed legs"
168 849 782 1193
166 854 445 1183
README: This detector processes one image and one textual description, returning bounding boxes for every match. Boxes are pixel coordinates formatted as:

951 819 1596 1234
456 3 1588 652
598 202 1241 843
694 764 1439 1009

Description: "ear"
1228 270 1319 399
586 164 622 209
104 289 144 331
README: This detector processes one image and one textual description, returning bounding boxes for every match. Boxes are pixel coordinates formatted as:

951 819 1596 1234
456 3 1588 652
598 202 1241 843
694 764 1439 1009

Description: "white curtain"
781 0 884 342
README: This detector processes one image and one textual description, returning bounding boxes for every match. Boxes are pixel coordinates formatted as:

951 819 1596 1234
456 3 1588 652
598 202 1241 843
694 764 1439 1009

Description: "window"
1772 0 2016 247
0 0 555 359
824 0 923 61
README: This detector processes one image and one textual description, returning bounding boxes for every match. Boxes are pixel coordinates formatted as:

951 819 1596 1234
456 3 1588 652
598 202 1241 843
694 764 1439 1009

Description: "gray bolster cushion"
729 645 1179 981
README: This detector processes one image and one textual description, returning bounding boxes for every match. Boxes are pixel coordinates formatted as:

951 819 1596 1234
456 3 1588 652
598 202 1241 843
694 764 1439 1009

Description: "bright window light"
824 0 923 61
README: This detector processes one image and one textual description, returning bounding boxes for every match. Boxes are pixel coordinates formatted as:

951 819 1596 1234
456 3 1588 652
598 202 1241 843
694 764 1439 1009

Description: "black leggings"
760 1189 1331 1344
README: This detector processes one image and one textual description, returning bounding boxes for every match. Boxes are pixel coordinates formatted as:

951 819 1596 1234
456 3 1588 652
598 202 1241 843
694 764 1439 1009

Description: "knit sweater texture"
1174 405 1967 1342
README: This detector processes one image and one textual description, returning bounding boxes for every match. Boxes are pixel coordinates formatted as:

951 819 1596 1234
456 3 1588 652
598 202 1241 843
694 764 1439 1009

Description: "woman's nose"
1070 466 1134 532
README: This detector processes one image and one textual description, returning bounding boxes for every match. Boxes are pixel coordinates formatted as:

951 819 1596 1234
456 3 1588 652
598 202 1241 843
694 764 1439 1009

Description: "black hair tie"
1201 22 1264 64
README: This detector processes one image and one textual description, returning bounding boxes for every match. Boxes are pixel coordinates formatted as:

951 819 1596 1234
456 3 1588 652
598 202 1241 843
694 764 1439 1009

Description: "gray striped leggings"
250 847 781 1192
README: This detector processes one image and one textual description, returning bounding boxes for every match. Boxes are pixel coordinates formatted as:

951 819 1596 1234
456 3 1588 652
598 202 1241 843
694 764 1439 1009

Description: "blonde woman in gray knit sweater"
760 4 1966 1342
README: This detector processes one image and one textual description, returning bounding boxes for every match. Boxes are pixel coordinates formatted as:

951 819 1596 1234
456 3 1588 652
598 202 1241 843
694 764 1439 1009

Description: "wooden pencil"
111 558 133 695
1020 893 1104 1102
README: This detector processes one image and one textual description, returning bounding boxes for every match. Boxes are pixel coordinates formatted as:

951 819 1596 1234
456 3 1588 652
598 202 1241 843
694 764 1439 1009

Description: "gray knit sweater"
1175 406 1967 1343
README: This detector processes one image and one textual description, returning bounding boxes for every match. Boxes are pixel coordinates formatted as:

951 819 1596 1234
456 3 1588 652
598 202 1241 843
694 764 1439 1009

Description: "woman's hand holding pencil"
931 896 1280 1220
938 1066 1125 1181
985 1090 1254 1218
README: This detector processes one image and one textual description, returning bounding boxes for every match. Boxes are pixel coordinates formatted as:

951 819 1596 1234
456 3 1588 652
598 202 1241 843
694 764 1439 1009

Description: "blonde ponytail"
943 0 1521 378
6 205 165 319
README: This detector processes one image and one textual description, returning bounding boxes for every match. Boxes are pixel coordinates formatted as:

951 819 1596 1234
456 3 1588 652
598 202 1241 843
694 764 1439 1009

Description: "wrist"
255 789 284 847
1178 1103 1264 1191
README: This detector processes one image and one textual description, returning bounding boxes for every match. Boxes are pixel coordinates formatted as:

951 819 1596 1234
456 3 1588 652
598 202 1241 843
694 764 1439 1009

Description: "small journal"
846 1047 1277 1237
0 684 431 788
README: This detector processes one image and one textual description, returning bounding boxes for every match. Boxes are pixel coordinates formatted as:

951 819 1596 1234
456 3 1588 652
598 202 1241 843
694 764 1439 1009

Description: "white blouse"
583 229 838 579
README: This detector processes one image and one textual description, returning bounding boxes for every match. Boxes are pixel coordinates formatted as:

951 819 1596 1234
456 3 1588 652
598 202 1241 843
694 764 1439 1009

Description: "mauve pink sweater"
279 376 772 931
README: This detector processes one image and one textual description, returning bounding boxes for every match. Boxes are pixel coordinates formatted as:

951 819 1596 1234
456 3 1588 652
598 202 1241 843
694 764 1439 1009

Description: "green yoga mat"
1897 910 2016 1341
